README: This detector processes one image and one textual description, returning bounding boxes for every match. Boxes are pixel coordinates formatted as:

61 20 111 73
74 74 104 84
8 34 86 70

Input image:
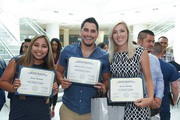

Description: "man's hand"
150 97 162 109
61 77 72 89
94 82 107 95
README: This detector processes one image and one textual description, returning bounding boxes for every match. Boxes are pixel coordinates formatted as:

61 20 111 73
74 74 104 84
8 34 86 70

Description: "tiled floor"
0 100 179 120
170 104 180 120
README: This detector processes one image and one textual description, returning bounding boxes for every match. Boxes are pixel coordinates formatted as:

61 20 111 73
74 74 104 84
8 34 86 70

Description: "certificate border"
109 78 144 103
16 66 55 97
67 57 101 85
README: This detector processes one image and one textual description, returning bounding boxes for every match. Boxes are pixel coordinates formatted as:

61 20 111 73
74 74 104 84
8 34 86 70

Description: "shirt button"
80 90 83 93
80 100 82 102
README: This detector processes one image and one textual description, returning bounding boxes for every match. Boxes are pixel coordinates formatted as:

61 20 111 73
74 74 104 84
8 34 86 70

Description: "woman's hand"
134 97 153 108
12 78 21 91
52 82 59 96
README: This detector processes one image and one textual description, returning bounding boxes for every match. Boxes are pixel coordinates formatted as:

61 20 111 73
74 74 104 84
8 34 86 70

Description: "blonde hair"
108 21 136 62
17 34 54 70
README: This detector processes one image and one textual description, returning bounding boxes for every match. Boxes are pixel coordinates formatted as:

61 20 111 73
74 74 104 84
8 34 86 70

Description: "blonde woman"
108 21 154 119
0 34 59 120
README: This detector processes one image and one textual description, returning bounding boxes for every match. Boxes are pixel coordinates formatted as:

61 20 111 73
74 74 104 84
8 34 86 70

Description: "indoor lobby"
0 0 180 120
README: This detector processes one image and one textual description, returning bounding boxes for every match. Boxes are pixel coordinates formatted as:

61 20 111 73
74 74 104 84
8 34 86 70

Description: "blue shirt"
58 42 110 114
159 59 180 112
149 54 164 99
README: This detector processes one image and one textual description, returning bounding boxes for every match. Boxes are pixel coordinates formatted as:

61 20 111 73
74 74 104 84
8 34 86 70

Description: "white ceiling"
0 0 176 31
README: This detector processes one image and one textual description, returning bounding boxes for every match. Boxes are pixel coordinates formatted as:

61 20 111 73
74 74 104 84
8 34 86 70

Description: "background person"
97 42 108 52
19 38 31 55
0 58 6 111
158 36 174 62
19 42 24 55
151 42 179 120
50 38 62 67
137 30 164 116
50 38 62 118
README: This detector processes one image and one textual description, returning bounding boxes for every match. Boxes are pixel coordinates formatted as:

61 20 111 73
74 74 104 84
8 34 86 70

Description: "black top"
9 62 51 120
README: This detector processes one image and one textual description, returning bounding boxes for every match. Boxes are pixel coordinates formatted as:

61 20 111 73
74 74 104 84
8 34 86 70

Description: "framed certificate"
67 57 101 84
16 67 55 97
109 78 144 103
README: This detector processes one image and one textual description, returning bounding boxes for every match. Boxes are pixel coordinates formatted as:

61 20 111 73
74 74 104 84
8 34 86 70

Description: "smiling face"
159 37 168 51
31 37 48 62
80 22 98 47
112 23 128 50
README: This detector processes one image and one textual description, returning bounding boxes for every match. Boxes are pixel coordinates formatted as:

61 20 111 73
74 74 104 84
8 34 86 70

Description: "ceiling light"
120 13 125 15
53 10 59 13
135 11 140 13
152 8 158 10
69 13 73 15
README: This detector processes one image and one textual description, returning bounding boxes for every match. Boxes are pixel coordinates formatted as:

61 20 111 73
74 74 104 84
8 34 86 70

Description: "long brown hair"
17 34 54 70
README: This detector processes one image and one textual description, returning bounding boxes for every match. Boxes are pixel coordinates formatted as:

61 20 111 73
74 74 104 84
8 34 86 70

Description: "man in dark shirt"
151 42 179 120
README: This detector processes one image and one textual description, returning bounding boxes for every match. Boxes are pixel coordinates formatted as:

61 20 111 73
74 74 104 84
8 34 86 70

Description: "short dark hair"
81 17 99 31
24 38 31 42
151 42 163 55
158 36 168 41
51 38 60 44
98 42 106 49
137 29 155 40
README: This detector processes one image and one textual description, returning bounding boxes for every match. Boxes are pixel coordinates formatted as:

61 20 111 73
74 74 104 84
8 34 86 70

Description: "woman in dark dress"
0 34 59 120
50 38 62 118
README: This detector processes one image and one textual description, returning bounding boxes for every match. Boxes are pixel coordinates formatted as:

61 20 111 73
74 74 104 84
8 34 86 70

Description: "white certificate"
109 78 144 102
17 67 55 97
67 57 101 84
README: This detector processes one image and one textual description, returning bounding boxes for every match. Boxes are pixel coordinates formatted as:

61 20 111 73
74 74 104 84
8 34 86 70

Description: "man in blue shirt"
56 17 110 120
137 30 164 116
151 42 179 120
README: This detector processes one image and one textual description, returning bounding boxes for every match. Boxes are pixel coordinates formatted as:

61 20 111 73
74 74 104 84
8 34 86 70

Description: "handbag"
91 97 125 120
91 98 108 120
108 105 124 120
